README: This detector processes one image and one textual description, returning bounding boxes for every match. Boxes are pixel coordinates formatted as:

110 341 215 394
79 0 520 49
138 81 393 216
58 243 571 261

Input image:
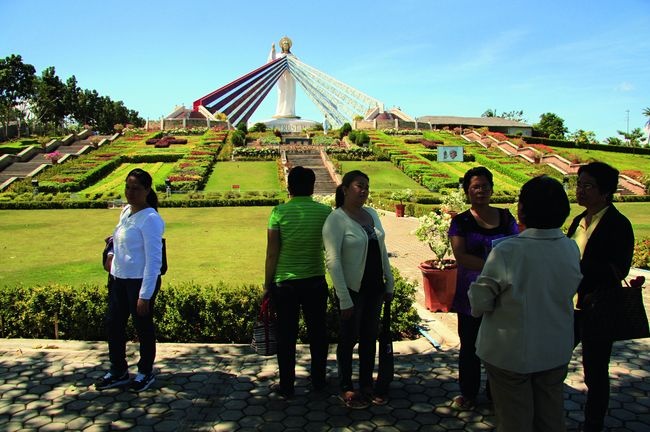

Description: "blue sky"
2 0 649 141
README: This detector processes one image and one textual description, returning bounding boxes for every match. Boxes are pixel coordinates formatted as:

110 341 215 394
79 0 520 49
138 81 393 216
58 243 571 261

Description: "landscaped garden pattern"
1 126 650 343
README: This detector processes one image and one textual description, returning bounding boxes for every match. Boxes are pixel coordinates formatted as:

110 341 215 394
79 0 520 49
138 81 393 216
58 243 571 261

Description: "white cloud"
615 81 634 92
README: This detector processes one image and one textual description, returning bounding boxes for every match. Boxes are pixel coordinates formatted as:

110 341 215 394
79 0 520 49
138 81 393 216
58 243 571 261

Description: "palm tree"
643 107 650 145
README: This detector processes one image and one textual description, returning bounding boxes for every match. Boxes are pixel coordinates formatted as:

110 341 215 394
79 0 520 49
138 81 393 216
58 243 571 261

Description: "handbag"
612 275 649 342
102 236 167 275
376 300 394 392
251 295 278 356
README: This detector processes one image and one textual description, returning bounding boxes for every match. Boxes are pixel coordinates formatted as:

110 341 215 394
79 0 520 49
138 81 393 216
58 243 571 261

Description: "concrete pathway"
0 212 649 431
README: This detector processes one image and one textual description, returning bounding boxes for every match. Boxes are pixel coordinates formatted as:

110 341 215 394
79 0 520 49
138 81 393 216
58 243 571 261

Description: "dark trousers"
270 276 329 392
457 312 486 399
107 276 160 376
337 287 384 392
574 310 614 432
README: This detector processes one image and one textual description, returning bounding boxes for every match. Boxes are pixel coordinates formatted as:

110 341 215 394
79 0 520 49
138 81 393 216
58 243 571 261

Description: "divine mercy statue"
268 36 297 118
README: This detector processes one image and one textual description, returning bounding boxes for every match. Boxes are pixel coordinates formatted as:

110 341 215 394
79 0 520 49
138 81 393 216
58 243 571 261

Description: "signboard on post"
437 146 464 162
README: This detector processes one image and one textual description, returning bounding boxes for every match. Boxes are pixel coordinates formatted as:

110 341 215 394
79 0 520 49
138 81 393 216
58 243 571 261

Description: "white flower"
414 211 453 268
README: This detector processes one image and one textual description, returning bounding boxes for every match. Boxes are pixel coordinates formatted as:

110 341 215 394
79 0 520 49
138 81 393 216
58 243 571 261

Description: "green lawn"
79 162 175 198
203 161 281 192
2 203 649 289
339 161 429 191
551 147 650 173
0 207 271 289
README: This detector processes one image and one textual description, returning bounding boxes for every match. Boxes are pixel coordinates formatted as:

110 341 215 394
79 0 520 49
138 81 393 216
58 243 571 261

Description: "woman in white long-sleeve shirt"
96 168 165 393
469 175 582 432
323 170 394 409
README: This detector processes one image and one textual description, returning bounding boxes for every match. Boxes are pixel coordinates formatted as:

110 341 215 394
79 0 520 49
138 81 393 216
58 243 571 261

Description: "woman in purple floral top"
447 167 519 410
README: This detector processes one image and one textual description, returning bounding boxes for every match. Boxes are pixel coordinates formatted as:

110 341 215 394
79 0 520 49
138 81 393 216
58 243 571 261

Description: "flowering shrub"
312 193 335 208
381 129 423 136
390 189 413 204
440 189 468 214
164 127 208 136
44 151 63 162
487 131 508 141
414 211 453 269
633 237 650 270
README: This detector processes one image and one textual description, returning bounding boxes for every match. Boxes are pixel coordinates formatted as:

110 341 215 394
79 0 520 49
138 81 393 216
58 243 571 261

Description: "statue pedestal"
259 118 320 133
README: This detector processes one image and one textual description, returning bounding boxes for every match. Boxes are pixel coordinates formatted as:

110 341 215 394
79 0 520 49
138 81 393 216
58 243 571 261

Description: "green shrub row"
473 153 532 184
517 135 650 156
326 146 382 160
0 197 282 210
0 268 420 342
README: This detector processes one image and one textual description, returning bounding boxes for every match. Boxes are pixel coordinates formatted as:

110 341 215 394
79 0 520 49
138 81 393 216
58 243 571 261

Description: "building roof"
416 115 531 128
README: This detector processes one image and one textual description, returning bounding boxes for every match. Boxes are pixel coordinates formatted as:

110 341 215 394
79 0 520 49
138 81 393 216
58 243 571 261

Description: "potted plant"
413 190 467 312
414 210 457 312
390 189 413 217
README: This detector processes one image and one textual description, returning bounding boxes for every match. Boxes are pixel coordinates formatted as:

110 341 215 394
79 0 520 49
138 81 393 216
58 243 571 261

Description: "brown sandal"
362 389 388 406
338 391 370 409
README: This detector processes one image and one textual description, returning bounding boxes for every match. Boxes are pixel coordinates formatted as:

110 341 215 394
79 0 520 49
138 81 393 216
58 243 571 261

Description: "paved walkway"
1 213 649 431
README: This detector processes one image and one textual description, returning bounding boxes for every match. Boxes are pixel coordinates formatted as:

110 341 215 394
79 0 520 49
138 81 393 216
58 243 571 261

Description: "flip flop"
338 391 370 409
361 390 388 406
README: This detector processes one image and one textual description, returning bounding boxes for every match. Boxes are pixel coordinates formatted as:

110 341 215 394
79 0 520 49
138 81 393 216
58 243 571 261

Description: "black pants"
337 287 384 392
457 312 486 400
270 276 329 393
574 310 614 432
107 276 160 376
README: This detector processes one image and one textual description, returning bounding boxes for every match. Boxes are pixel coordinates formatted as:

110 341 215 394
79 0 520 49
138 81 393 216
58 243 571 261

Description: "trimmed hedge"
0 197 283 210
517 135 650 155
0 268 420 342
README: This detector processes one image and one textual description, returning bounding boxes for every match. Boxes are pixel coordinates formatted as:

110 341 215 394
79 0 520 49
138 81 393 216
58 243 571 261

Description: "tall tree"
533 112 568 139
569 129 597 147
0 54 36 137
617 128 647 147
31 66 67 132
605 136 624 146
64 75 81 124
501 110 526 122
481 108 525 122
643 107 650 145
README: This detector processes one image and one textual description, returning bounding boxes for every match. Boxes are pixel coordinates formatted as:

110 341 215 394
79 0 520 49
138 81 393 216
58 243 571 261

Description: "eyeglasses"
576 182 596 191
469 185 492 192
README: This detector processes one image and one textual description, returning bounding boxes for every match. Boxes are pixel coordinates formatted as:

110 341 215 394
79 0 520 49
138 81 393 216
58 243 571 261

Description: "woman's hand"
103 255 113 273
137 298 151 316
340 307 354 320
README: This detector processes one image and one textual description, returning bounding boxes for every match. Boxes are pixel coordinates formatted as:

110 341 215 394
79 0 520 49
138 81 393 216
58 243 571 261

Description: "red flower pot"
395 204 406 217
418 263 457 312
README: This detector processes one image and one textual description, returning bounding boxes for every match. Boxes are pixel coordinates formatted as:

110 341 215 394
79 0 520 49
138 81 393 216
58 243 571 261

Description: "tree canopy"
533 112 568 139
0 54 144 136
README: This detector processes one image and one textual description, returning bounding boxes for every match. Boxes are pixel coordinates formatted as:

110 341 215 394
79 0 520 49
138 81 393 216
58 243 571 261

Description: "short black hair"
577 162 619 203
519 175 570 229
287 166 315 196
462 166 493 194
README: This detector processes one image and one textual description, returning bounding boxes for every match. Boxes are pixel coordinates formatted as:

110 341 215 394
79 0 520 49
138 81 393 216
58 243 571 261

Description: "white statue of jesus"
268 36 297 118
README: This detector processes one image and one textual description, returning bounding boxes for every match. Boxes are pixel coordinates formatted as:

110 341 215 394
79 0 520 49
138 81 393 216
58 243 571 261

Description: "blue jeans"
270 276 329 393
106 276 160 375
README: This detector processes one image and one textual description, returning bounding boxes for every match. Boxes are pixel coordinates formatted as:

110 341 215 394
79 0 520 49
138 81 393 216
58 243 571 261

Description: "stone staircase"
0 133 111 190
285 150 338 194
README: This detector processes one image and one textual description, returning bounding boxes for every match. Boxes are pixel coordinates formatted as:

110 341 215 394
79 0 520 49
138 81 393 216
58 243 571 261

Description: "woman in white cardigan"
323 170 394 409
